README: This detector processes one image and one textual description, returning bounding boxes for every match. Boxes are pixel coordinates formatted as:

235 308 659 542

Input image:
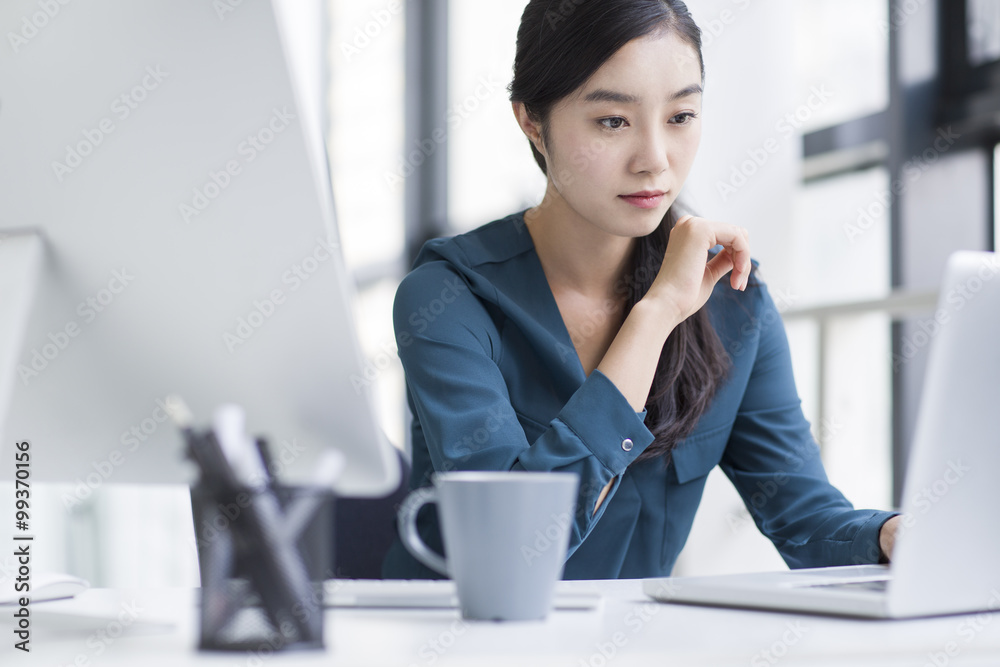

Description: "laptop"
644 251 1000 619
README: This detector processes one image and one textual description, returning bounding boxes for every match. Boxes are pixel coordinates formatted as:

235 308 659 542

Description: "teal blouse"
382 211 896 580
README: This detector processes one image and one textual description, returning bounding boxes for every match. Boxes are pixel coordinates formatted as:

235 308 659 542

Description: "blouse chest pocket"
668 420 734 485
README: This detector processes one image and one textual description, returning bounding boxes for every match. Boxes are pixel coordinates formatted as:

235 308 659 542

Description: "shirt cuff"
554 369 655 476
849 510 901 565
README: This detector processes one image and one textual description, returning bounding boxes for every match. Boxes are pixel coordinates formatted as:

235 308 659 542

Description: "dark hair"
509 0 731 463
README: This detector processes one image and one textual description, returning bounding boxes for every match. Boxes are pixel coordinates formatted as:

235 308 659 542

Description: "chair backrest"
332 448 412 579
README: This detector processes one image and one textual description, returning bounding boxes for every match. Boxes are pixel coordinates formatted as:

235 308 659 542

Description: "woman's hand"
879 515 902 562
594 216 751 413
646 215 752 324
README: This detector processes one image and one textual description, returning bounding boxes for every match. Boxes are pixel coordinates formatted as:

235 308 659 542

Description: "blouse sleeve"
394 262 654 557
718 284 899 567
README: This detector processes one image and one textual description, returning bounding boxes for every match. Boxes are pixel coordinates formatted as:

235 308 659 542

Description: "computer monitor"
0 0 399 497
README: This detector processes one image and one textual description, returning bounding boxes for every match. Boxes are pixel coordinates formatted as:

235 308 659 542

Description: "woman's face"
524 30 703 238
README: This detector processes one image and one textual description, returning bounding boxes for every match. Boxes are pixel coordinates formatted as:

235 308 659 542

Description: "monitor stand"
0 231 44 434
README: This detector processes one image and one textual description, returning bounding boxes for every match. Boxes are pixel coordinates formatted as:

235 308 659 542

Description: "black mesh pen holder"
191 483 333 652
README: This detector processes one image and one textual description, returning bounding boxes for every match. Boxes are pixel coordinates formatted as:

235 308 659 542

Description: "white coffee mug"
397 470 579 621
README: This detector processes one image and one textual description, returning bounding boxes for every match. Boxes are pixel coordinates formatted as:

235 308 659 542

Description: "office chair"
331 447 412 579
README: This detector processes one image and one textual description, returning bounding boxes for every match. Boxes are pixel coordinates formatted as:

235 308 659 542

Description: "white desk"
6 580 1000 666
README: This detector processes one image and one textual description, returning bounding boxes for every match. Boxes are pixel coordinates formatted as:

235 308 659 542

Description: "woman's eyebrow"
582 89 638 104
582 83 703 104
669 83 703 101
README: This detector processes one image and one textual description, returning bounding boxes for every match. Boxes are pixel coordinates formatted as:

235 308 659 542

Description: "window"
967 0 1000 66
328 0 407 447
328 0 405 272
790 168 891 306
942 0 1000 136
789 2 892 509
793 0 889 132
788 167 892 508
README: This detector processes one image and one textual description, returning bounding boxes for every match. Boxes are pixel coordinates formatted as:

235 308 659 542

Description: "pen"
164 396 239 491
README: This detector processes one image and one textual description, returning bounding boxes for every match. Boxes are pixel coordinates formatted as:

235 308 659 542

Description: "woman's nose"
629 126 670 175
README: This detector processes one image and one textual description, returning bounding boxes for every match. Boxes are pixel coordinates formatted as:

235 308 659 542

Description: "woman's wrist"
595 296 681 411
634 290 684 334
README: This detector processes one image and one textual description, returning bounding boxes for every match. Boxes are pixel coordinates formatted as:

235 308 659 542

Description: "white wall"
449 0 546 231
684 0 799 293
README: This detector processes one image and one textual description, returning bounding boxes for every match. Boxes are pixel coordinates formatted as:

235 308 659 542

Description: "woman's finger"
704 222 751 290
705 250 735 287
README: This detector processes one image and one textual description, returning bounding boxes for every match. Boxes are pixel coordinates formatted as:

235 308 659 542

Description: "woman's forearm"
595 297 680 412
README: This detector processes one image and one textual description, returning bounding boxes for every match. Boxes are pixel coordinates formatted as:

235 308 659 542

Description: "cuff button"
621 438 634 452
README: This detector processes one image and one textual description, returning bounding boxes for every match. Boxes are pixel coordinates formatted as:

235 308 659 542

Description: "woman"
383 0 900 580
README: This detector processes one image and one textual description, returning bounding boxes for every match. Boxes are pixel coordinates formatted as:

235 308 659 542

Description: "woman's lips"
619 191 666 209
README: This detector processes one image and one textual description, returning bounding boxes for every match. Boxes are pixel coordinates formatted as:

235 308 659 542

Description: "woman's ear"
512 102 546 158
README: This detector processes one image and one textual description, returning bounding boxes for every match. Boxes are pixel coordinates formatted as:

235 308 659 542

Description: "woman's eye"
671 112 698 125
599 117 627 130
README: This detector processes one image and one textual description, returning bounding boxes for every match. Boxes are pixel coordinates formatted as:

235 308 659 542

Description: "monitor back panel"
0 0 398 495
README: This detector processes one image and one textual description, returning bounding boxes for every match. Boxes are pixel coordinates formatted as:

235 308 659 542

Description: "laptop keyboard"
325 579 602 610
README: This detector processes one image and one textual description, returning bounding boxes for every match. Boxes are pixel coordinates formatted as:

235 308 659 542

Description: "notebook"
644 251 1000 619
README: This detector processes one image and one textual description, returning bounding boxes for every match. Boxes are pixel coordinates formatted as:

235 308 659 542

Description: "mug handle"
396 486 450 577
